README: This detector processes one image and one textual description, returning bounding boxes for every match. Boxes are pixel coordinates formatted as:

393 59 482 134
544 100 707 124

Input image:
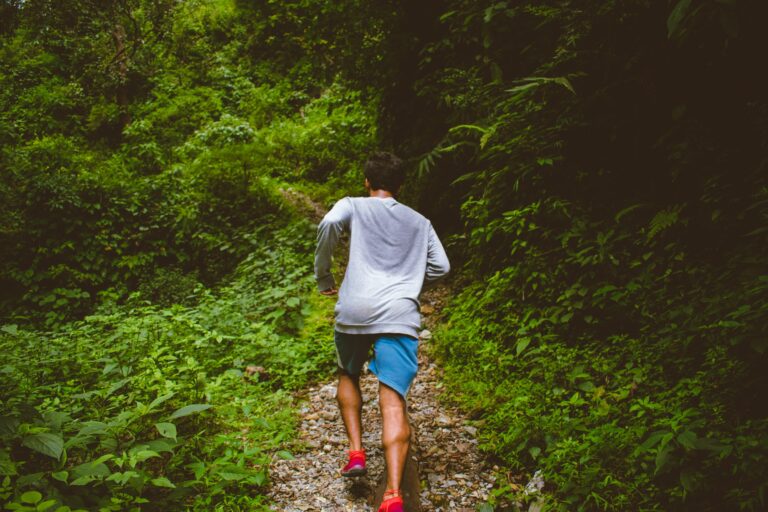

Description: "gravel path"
268 287 498 511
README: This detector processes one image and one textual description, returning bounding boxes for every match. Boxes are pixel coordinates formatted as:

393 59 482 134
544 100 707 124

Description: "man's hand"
320 288 338 296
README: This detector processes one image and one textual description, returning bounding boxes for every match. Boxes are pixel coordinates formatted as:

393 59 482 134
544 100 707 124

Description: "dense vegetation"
373 1 768 510
1 0 766 511
1 1 371 510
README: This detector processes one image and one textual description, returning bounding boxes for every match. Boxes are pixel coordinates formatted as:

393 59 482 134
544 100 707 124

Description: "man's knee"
382 417 410 447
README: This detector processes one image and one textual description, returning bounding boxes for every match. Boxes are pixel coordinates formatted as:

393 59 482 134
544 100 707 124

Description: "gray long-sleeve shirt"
314 196 450 338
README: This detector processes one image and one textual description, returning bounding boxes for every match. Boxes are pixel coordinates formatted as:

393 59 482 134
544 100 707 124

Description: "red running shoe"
340 450 366 477
378 490 403 512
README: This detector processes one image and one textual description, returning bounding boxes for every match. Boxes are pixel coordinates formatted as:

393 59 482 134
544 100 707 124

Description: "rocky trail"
267 285 499 511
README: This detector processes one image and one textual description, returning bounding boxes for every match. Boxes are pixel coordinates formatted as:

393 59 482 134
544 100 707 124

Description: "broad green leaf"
187 461 206 480
276 450 294 460
148 392 174 411
42 411 70 430
147 438 176 453
21 491 42 504
37 499 57 511
71 461 110 480
71 474 98 486
515 337 531 356
151 476 175 488
16 472 44 486
217 465 251 481
92 453 115 465
250 470 266 486
132 450 161 464
0 324 18 335
22 433 64 459
51 471 68 482
155 422 177 441
104 378 130 397
169 404 212 419
638 430 667 452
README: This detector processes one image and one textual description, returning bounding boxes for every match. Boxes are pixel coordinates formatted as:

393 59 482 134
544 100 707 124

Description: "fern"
647 204 684 240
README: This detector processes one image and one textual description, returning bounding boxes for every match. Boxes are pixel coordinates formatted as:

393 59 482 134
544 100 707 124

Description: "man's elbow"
426 259 450 283
440 254 451 276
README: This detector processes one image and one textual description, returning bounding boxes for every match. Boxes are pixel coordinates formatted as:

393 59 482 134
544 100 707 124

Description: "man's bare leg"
337 371 363 451
379 382 409 492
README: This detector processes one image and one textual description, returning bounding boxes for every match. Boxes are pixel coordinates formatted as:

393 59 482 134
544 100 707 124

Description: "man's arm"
314 198 352 293
425 222 450 286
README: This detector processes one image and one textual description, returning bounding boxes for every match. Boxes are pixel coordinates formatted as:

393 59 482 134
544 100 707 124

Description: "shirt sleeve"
425 222 450 286
314 198 352 291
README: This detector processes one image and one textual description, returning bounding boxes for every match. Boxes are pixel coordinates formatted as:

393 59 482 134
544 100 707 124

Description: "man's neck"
369 189 394 199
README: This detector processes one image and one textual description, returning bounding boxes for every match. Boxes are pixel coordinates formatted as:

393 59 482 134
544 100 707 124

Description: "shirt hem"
335 322 419 339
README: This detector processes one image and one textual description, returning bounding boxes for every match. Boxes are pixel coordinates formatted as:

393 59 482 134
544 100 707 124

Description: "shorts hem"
370 368 409 400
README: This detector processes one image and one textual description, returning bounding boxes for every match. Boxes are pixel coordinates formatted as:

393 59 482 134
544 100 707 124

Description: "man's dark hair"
364 151 406 193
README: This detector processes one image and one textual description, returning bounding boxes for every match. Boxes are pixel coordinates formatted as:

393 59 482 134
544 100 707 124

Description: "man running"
314 151 450 512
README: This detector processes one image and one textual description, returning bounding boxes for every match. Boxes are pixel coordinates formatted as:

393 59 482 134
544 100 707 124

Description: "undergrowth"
432 200 768 511
0 219 343 511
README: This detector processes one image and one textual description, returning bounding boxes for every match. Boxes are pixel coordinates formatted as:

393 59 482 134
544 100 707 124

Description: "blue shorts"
334 331 419 399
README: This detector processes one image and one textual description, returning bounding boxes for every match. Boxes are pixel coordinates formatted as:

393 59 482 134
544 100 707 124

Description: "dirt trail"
268 188 498 510
267 285 498 511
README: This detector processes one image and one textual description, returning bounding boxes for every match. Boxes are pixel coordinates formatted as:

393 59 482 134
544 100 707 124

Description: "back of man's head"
364 151 405 193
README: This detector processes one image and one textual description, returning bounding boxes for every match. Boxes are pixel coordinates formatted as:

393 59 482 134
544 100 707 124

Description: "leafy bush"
0 2 376 510
433 198 768 510
252 81 375 188
372 0 768 509
0 221 332 511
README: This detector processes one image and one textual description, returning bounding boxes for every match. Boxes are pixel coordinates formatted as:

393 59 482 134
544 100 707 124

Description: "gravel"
268 287 498 511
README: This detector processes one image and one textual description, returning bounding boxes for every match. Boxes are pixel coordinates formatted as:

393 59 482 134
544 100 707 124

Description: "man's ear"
364 178 371 190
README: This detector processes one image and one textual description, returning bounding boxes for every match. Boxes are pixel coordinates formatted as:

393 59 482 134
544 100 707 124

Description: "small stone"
420 304 435 315
428 473 444 484
419 329 432 340
320 383 336 399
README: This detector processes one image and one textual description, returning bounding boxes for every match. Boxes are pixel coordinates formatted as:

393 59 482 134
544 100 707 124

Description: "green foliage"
4 0 766 510
434 199 768 509
0 1 379 509
379 0 768 510
0 0 378 326
249 82 375 190
0 221 332 510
